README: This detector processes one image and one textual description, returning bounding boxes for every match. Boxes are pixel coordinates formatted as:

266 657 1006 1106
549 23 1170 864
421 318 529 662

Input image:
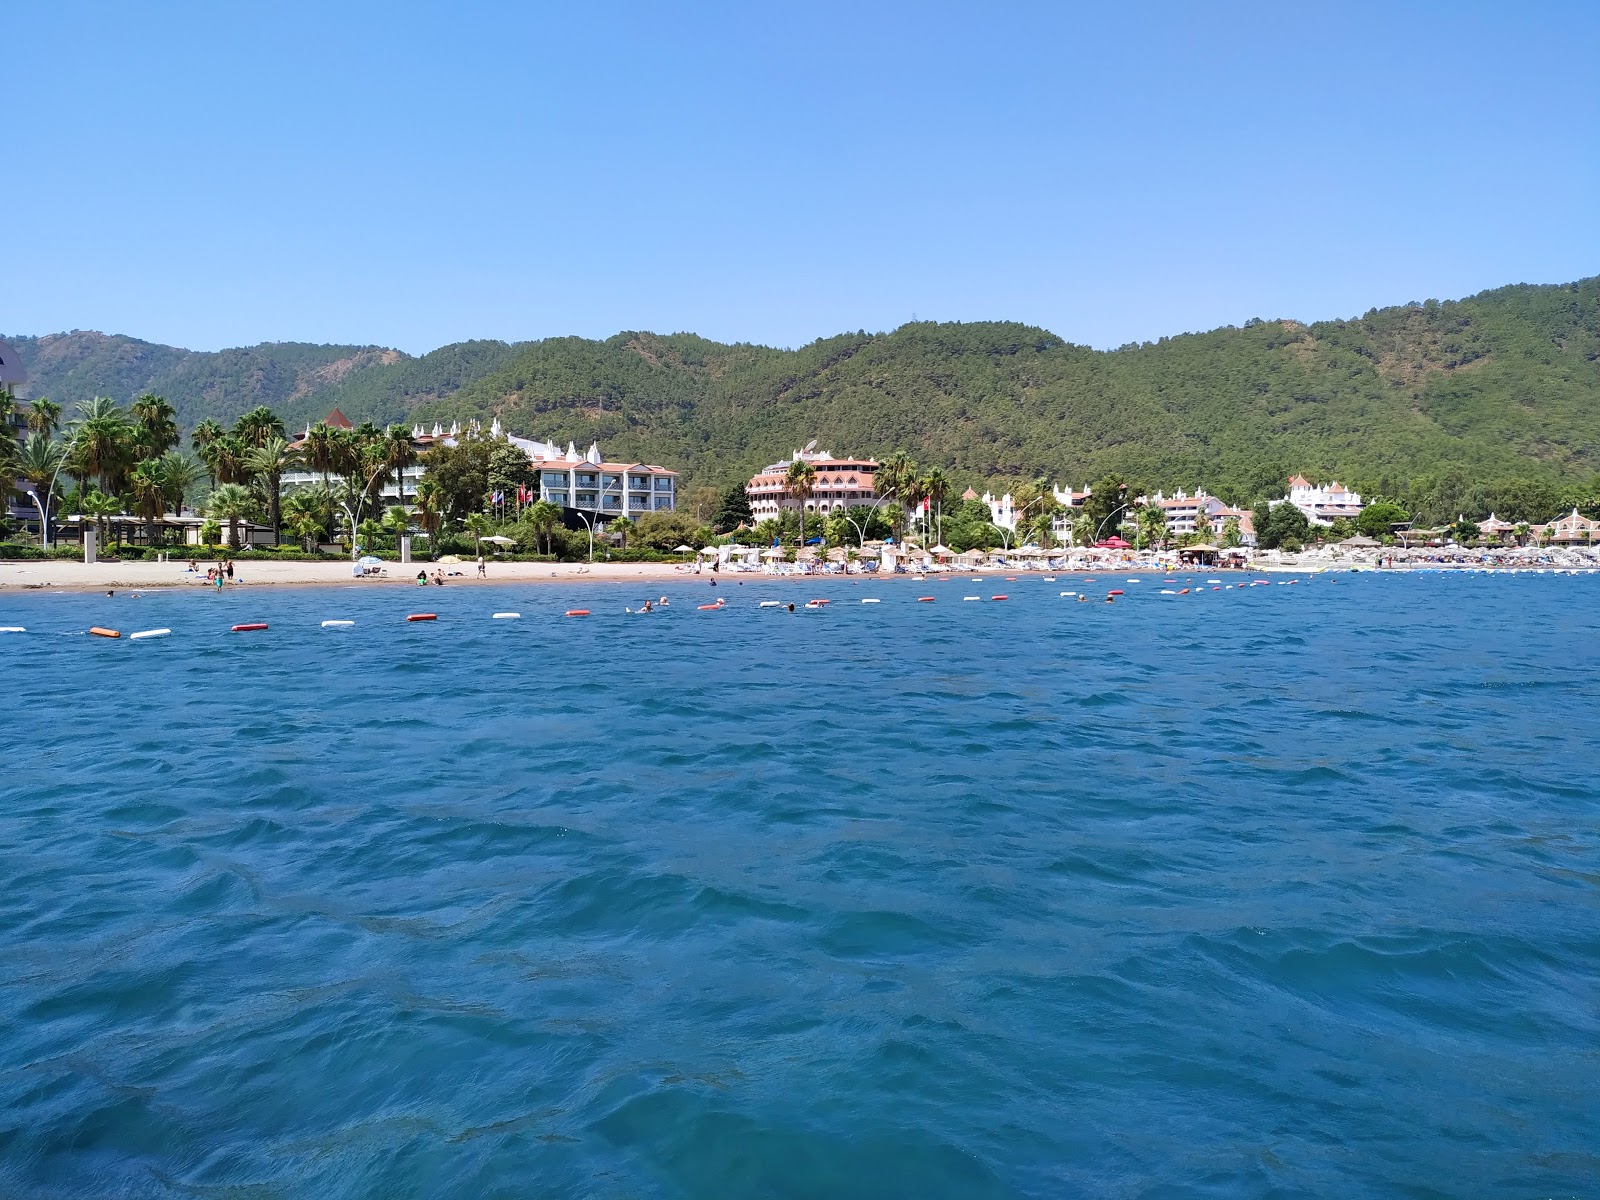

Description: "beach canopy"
481 534 516 545
761 548 787 558
673 544 696 553
1341 535 1380 547
930 544 954 555
1096 537 1132 549
357 555 383 566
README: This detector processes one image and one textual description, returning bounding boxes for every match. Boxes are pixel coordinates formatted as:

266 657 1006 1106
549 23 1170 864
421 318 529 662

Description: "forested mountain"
10 275 1600 507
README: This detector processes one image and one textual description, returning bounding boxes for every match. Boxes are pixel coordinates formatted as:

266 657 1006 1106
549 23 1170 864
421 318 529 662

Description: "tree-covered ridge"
10 275 1600 514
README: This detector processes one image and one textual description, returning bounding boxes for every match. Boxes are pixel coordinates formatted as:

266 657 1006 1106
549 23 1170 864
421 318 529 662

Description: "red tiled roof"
324 408 353 429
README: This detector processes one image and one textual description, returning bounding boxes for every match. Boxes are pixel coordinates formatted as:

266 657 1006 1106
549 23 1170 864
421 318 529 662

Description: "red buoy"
916 596 935 602
1107 589 1124 596
231 623 268 632
89 626 120 639
406 614 437 622
564 609 590 617
991 595 1009 601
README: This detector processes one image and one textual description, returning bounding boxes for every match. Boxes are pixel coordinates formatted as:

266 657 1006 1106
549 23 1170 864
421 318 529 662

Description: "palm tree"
877 451 918 536
233 406 284 450
383 425 418 500
610 515 635 551
412 478 445 558
463 511 490 555
130 394 179 458
25 398 62 438
283 487 333 552
158 452 204 516
245 435 298 542
210 435 252 486
920 467 950 546
206 482 256 550
380 505 410 548
128 458 171 546
70 397 134 493
524 498 561 555
303 422 337 489
81 489 123 550
12 433 65 498
784 457 817 547
191 419 225 487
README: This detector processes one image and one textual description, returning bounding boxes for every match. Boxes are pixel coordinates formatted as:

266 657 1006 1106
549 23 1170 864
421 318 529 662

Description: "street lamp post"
341 462 393 559
841 489 899 567
34 428 81 549
573 510 600 563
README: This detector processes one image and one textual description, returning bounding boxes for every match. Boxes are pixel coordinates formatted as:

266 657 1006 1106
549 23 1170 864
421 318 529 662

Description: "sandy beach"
0 559 711 593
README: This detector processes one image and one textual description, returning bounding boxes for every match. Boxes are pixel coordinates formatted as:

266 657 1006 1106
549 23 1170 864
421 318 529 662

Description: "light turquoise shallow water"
0 572 1596 1198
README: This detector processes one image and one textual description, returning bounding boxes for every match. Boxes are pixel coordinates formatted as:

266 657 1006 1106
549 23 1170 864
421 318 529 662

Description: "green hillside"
11 275 1600 518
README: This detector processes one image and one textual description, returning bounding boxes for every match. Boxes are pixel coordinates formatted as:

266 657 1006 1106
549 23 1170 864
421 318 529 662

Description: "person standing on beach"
225 560 234 582
477 554 486 578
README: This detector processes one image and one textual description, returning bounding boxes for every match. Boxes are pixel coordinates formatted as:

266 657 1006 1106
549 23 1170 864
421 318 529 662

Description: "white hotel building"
745 449 881 521
1274 475 1365 526
284 411 676 519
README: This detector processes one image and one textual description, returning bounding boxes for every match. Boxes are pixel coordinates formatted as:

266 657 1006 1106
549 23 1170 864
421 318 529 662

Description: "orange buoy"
406 614 437 622
916 596 935 602
564 609 590 617
697 602 723 611
1178 588 1190 595
991 594 1009 601
1107 589 1124 596
89 626 120 639
231 623 268 632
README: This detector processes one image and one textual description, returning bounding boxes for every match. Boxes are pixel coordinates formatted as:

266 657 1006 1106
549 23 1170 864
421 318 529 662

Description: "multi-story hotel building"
1276 475 1366 526
746 449 880 522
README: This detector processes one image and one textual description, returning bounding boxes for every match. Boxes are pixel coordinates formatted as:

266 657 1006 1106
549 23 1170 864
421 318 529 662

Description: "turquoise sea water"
1 572 1596 1199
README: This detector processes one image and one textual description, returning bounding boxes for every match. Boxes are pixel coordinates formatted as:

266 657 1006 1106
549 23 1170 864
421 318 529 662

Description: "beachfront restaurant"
56 513 277 550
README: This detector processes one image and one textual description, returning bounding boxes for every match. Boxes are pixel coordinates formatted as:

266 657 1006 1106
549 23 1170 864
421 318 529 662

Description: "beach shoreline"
3 556 1595 594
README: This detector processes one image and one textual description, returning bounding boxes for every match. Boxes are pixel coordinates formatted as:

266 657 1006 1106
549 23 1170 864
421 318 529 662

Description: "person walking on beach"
225 560 235 582
477 554 486 578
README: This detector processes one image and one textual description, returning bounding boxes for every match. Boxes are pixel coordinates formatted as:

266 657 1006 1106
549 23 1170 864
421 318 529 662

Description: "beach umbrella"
761 548 787 559
482 534 516 545
674 544 696 553
357 555 383 566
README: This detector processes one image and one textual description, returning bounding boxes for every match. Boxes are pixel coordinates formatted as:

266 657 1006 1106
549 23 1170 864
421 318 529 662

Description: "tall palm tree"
303 422 337 489
70 398 134 493
383 424 417 500
920 467 950 546
25 398 62 438
463 511 490 556
128 458 171 546
784 457 817 547
877 450 918 537
158 452 204 515
380 505 410 548
412 478 445 557
130 394 179 459
206 482 256 550
245 435 297 541
191 419 225 487
11 434 66 541
520 498 560 555
209 435 252 486
233 406 284 450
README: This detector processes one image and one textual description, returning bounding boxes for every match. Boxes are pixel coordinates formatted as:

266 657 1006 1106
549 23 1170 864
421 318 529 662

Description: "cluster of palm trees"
770 450 951 547
1 394 432 552
0 392 205 547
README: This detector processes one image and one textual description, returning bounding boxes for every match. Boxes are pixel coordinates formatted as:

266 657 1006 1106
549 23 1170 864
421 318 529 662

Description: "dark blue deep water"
1 572 1596 1199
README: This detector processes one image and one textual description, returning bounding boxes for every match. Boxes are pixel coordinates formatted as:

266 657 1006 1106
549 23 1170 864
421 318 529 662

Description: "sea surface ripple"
1 573 1596 1198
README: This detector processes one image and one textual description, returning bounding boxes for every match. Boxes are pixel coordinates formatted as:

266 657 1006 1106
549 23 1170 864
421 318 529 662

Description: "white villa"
1275 475 1366 526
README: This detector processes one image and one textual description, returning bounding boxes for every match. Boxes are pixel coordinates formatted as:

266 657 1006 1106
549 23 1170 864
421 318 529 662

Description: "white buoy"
860 598 880 604
491 612 521 619
759 601 782 608
321 619 355 628
1060 591 1077 596
129 628 172 640
0 626 26 633
963 595 981 601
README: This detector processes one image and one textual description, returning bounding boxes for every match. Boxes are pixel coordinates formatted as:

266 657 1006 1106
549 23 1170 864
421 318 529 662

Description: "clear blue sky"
8 1 1598 354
